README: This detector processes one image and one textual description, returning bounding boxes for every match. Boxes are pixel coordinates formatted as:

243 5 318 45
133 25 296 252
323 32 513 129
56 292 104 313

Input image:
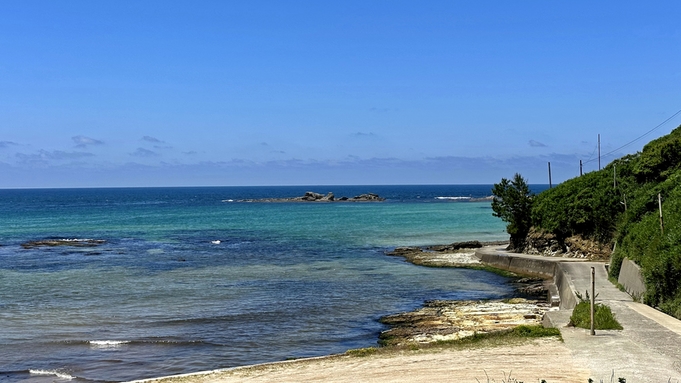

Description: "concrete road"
557 262 681 382
477 247 681 382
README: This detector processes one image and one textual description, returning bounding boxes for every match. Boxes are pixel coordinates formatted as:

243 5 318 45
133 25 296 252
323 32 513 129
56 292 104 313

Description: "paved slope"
478 247 681 382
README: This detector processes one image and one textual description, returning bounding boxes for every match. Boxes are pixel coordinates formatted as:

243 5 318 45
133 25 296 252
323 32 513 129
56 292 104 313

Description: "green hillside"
529 125 681 319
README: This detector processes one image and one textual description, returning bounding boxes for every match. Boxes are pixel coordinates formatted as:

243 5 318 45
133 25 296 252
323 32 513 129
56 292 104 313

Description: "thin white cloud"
142 136 164 143
353 132 377 138
15 150 94 165
0 141 18 148
529 140 547 147
46 150 95 160
131 148 159 157
72 135 104 148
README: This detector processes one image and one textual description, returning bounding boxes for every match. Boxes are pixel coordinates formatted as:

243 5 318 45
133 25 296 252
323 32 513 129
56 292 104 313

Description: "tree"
491 173 534 251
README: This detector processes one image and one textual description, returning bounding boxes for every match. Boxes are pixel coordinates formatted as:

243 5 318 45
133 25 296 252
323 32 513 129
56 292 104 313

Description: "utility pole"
590 266 596 336
580 160 583 176
598 134 601 170
659 193 664 234
548 162 552 188
623 194 627 211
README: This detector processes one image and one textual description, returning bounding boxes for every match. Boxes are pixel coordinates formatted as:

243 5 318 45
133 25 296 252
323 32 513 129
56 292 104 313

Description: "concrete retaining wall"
554 263 578 310
474 248 578 310
475 251 557 278
618 258 646 300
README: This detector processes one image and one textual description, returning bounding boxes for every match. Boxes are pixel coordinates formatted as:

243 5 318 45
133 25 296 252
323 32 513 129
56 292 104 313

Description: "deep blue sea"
0 185 547 383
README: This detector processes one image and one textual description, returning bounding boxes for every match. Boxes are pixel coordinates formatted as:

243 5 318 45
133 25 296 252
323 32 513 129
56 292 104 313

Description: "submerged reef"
21 238 107 249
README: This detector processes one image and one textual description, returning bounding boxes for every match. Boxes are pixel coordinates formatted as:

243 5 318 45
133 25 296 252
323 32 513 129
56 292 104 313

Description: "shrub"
568 293 623 330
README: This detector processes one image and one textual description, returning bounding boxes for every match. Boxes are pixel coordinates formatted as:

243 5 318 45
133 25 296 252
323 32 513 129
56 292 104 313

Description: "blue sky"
1 1 680 188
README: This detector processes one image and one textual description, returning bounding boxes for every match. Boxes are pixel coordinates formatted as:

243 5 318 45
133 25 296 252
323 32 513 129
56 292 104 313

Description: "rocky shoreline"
379 298 551 346
385 240 507 267
381 241 553 346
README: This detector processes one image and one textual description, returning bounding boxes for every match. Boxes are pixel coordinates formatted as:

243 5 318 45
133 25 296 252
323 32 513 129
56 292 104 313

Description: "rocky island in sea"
232 191 385 203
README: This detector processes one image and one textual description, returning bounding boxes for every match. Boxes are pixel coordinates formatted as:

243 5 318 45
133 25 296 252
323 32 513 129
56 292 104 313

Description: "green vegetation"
419 325 561 348
492 173 534 250
495 125 681 319
568 292 623 330
344 347 380 357
348 325 561 357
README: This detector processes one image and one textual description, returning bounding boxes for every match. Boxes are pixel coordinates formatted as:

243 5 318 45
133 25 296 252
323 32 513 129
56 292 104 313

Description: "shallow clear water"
0 185 545 382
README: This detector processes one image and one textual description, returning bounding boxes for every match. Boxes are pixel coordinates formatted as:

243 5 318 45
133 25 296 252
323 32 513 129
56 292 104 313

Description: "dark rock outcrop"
385 241 509 268
521 227 611 260
426 241 484 252
351 193 383 201
385 241 507 259
301 192 325 201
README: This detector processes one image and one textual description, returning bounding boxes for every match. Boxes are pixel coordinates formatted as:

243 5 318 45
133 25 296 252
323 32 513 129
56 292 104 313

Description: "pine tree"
491 173 533 251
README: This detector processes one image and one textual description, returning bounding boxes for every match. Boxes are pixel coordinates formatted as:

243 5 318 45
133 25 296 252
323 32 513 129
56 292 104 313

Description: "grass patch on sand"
435 325 561 347
345 347 380 357
347 325 561 357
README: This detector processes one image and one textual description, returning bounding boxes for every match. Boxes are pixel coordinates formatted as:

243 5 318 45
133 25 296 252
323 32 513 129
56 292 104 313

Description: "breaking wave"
29 369 75 380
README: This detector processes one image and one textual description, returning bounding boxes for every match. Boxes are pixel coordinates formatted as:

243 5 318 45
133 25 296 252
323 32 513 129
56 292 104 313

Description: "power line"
584 144 598 163
583 107 681 165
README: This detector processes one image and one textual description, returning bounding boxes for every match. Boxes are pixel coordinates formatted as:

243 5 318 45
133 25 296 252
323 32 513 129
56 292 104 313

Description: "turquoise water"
0 185 540 382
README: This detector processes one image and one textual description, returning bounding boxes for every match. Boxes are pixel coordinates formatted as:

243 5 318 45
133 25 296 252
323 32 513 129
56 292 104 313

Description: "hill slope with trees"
493 125 681 319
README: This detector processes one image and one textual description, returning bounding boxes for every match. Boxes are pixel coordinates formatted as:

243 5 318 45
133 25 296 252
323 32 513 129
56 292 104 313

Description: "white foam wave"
29 369 74 380
89 340 130 348
435 196 471 200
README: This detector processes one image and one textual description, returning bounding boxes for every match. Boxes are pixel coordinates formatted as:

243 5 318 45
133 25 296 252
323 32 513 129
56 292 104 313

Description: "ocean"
0 185 545 382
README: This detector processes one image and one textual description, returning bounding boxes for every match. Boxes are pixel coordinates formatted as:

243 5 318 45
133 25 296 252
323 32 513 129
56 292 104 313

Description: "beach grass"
347 325 562 357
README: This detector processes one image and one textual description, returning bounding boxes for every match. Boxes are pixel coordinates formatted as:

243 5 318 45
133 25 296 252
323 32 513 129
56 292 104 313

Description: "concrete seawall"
475 249 557 279
554 263 578 310
474 246 582 311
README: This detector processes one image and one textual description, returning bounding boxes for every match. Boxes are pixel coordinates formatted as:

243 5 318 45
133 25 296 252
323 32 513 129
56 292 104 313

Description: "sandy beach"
132 338 589 383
